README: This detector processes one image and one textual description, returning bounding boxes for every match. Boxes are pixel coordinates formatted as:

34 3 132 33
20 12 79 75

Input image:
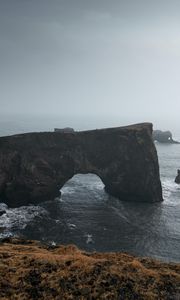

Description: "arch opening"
60 173 105 199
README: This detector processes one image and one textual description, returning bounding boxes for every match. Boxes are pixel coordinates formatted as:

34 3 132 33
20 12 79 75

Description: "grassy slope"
0 238 179 300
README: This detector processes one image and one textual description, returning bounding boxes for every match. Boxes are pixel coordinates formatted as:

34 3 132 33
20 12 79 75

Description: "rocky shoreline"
0 238 179 300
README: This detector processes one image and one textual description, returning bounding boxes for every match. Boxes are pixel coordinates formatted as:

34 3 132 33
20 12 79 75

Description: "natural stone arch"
153 130 180 144
0 123 163 207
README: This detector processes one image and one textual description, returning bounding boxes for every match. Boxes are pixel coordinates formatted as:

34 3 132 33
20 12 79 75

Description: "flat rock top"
0 238 179 299
0 122 152 140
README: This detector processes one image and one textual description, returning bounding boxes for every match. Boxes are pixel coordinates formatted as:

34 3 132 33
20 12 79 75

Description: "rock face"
153 130 180 144
0 123 163 207
0 210 6 216
175 169 180 184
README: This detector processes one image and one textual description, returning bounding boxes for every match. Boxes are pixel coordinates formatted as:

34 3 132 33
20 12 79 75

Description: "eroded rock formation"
54 127 75 133
0 123 163 207
175 169 180 184
153 130 180 144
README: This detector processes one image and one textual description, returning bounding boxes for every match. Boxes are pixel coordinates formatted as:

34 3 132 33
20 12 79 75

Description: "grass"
0 238 179 299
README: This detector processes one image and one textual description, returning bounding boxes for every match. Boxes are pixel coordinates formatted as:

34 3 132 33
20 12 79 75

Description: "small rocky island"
0 123 162 207
153 130 180 144
175 169 180 184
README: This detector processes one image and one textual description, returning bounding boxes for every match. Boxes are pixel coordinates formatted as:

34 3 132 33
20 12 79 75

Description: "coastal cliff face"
0 123 162 207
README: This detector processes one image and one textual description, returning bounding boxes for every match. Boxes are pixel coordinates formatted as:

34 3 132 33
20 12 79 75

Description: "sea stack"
153 130 180 144
175 169 180 184
0 123 163 207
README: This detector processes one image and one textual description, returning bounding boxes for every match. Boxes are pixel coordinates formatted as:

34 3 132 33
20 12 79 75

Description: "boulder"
175 169 180 184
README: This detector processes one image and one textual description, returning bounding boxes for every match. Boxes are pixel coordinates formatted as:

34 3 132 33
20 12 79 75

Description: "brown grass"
0 238 179 299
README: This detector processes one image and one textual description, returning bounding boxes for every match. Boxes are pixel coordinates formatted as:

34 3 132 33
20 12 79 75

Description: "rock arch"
0 123 163 207
153 130 180 144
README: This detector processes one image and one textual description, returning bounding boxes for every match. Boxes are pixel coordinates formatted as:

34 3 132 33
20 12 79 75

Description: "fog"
1 0 180 130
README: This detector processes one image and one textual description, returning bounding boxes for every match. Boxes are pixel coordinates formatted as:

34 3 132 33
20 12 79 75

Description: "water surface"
0 120 180 262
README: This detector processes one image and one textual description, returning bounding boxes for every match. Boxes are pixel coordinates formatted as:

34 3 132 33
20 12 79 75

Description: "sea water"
0 117 180 262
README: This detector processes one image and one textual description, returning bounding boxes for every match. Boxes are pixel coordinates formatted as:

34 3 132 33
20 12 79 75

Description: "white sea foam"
0 204 48 237
85 234 93 244
162 178 180 205
162 179 178 191
67 223 77 229
51 241 57 246
55 219 61 224
61 174 104 196
162 179 179 193
61 186 75 195
0 203 8 211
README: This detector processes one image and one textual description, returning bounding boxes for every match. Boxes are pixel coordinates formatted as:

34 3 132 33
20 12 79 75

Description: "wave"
61 186 75 195
161 178 180 204
84 234 94 244
0 204 48 238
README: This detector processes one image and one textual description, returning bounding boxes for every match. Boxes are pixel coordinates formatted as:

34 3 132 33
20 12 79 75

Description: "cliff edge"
0 238 179 300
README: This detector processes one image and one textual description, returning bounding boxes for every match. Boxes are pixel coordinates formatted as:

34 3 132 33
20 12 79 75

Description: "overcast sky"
0 0 180 129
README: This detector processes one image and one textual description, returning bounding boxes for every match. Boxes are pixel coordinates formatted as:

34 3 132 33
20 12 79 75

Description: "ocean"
0 116 180 262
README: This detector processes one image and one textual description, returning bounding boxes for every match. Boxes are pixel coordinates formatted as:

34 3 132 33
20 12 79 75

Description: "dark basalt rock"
0 123 163 207
0 210 6 216
54 127 75 133
153 130 180 144
175 169 180 184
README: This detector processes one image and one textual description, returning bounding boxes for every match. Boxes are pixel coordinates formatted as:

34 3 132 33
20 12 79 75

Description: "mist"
1 0 180 131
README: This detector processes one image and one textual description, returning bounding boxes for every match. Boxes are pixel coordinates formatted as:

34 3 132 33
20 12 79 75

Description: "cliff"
0 123 162 207
0 238 179 300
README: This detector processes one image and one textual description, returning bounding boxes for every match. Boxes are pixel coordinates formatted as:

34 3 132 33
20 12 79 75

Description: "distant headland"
153 130 180 144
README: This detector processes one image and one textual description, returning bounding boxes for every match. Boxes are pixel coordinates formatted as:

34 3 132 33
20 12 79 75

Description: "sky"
0 0 180 129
